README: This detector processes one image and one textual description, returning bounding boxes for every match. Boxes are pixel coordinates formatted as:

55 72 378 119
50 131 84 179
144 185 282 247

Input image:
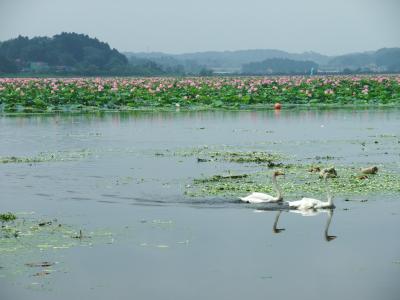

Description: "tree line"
0 33 167 76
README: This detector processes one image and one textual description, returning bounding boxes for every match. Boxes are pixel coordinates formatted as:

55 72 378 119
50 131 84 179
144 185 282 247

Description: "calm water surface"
0 110 399 300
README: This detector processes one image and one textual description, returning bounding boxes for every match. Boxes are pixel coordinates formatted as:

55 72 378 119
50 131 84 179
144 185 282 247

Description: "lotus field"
1 76 400 112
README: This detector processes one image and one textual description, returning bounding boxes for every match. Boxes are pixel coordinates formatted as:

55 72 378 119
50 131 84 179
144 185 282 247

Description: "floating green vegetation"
186 164 400 198
0 213 114 283
0 156 42 164
0 149 92 164
0 215 113 253
170 146 284 166
206 151 283 165
193 174 249 183
0 212 17 224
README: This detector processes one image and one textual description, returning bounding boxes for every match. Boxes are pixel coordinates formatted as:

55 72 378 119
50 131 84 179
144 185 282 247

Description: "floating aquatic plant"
1 76 399 113
205 151 283 165
186 164 400 198
169 146 284 166
0 213 115 285
0 212 17 224
0 149 92 164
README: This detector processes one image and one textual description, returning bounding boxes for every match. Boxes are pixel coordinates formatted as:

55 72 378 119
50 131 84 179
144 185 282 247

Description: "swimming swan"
288 172 335 210
240 171 285 203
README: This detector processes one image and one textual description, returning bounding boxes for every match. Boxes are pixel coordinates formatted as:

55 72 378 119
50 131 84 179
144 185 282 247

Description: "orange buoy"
274 103 281 110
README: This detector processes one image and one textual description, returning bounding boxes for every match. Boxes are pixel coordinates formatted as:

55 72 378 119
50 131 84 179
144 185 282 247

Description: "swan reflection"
272 210 285 234
289 209 337 242
255 208 337 242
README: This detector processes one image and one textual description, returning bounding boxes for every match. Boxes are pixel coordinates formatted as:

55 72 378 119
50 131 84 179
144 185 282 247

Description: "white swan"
288 172 335 210
240 171 285 203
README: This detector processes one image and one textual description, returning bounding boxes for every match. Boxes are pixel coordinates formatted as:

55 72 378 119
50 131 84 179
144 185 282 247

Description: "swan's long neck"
272 175 282 200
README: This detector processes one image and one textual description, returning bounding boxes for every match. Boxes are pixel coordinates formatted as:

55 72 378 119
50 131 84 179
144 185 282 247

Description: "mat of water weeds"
168 146 284 165
189 167 400 198
0 212 116 286
178 147 400 197
0 150 93 164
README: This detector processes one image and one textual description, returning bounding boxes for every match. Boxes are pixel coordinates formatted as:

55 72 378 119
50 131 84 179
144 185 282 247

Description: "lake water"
1 110 399 300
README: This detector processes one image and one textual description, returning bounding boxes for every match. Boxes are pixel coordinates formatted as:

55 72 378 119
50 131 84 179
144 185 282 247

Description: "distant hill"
326 48 400 72
0 33 165 75
175 49 329 66
1 32 399 75
127 48 400 74
242 58 318 75
126 49 330 73
0 33 128 74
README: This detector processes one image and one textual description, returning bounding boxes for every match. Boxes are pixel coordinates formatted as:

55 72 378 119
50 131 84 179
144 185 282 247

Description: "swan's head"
273 170 285 177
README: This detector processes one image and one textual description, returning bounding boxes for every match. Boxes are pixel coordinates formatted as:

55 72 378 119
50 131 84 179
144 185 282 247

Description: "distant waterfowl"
361 166 378 174
240 171 285 203
308 166 321 173
288 172 335 210
319 166 337 178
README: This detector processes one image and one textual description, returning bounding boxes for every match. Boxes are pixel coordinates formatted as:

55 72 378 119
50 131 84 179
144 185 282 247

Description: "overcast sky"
0 0 399 55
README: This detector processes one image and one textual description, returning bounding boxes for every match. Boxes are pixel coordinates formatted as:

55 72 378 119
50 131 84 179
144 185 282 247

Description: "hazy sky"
0 0 399 55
